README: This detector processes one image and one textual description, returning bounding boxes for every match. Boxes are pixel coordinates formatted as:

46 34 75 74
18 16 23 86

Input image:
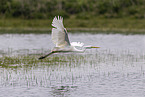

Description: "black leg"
38 52 54 59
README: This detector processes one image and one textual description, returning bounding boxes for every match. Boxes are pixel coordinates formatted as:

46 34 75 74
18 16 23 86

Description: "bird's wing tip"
52 16 64 29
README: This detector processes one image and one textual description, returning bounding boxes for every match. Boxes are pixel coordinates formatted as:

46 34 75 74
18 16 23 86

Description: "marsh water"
0 33 145 97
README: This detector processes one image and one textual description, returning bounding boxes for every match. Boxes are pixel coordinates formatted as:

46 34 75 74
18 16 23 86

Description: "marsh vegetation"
0 34 145 97
1 0 145 34
0 0 145 96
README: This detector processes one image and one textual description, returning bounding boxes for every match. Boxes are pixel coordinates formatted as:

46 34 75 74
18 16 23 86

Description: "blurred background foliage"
0 0 145 19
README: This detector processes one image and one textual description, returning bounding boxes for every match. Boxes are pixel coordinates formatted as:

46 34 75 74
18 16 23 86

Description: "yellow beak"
91 46 100 48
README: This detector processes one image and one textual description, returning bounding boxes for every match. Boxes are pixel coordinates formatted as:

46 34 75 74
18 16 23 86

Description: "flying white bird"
39 16 100 59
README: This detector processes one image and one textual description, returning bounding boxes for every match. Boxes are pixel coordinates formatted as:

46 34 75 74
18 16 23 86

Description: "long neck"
74 47 87 53
79 46 93 52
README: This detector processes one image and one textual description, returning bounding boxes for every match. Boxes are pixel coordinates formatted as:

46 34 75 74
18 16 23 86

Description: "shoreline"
0 27 145 34
0 18 145 34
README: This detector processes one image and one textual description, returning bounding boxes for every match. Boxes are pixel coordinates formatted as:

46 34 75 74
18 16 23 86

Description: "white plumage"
52 16 64 29
38 16 100 59
71 42 84 47
51 16 70 47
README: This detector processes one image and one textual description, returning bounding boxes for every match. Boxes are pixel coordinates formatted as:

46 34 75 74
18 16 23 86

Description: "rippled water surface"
0 33 145 97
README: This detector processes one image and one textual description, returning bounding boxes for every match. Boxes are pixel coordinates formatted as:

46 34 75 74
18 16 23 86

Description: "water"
0 33 145 97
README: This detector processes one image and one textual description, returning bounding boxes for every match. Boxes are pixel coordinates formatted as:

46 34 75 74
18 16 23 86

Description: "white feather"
71 42 84 47
51 16 70 47
52 16 64 30
52 28 66 47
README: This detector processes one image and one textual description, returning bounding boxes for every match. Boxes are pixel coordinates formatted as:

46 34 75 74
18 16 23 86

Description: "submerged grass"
0 54 83 68
0 49 145 70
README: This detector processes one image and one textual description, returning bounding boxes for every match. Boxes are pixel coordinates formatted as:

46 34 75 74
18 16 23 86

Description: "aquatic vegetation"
0 49 145 97
0 54 88 68
0 49 144 71
1 34 145 97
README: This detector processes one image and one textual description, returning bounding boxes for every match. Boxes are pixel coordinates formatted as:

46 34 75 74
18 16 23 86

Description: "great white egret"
39 16 100 59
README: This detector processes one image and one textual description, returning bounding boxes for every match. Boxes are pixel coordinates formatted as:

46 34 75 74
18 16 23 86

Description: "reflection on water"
0 34 145 97
51 86 78 97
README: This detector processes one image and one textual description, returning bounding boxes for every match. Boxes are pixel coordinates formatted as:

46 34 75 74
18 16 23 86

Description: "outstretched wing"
51 16 70 47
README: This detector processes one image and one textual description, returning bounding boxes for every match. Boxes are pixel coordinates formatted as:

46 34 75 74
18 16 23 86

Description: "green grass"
0 18 145 34
0 49 144 69
0 55 69 68
0 54 86 68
